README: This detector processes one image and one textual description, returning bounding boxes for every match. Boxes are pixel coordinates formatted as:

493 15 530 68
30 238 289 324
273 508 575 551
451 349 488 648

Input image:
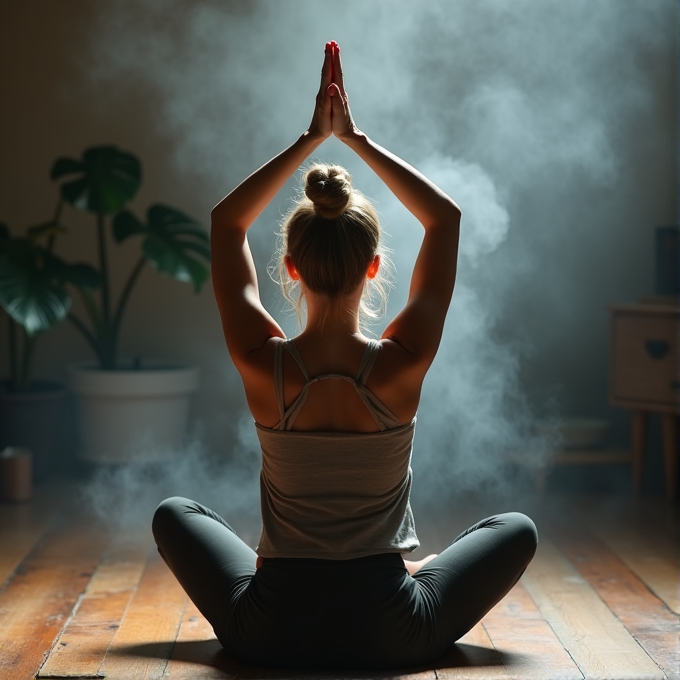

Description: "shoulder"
372 336 430 377
236 336 285 380
365 337 428 422
235 336 289 427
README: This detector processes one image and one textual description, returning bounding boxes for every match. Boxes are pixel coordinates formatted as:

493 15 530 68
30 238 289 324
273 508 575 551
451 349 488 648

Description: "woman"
153 42 537 670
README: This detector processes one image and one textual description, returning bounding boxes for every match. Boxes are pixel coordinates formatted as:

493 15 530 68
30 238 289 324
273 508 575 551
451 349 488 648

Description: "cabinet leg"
631 410 648 494
661 414 678 501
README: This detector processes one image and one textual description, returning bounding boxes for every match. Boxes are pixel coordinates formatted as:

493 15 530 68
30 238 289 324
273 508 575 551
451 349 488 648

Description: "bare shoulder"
234 336 285 426
238 335 283 377
367 338 429 422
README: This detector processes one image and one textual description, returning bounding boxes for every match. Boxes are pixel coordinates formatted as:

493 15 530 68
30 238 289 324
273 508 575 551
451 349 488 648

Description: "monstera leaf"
113 204 211 292
51 145 142 215
0 240 69 335
0 227 100 335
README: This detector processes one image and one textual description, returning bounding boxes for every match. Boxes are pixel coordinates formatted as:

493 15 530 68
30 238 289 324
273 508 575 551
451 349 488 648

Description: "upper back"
240 334 425 432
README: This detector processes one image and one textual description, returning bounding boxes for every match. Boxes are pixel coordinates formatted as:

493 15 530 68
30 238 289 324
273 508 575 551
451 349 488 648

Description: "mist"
76 0 673 526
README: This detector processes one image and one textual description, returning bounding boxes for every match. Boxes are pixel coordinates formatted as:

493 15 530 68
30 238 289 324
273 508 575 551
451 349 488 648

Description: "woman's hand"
328 43 358 139
307 42 334 140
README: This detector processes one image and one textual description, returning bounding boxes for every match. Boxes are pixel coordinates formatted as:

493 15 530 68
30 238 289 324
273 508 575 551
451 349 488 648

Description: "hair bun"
304 164 352 219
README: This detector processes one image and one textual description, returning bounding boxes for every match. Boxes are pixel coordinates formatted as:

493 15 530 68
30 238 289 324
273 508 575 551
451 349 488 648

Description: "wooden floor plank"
99 550 188 679
482 581 583 679
164 599 238 679
435 622 508 679
548 517 680 680
39 532 151 678
578 506 679 616
0 514 110 680
0 479 74 589
238 658 436 680
521 535 665 680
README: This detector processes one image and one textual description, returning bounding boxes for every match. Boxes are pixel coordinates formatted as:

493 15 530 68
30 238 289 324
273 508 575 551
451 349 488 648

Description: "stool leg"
631 410 648 494
661 413 678 501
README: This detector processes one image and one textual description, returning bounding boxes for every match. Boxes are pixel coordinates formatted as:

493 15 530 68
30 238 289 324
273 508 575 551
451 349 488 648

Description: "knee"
152 496 192 544
504 511 538 562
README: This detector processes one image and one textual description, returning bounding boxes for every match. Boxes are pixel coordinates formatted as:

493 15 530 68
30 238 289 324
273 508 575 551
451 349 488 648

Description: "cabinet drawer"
611 314 679 406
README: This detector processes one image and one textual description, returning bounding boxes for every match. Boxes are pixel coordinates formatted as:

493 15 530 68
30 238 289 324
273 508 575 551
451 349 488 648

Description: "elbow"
210 204 233 237
438 200 461 231
210 204 224 229
448 199 462 224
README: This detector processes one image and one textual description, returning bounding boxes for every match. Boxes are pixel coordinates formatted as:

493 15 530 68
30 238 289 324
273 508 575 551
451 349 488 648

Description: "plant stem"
78 288 102 345
111 255 146 357
8 316 18 391
67 313 103 365
46 198 64 255
19 329 36 392
96 212 112 367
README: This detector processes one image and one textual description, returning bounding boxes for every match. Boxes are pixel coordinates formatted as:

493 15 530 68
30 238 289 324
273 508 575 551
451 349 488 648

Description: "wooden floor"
0 479 677 680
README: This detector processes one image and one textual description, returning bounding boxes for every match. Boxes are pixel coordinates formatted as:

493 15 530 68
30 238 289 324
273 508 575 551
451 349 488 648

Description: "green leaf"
51 145 142 215
0 236 34 265
51 157 82 180
113 210 146 243
0 258 70 335
60 263 101 290
42 253 101 291
118 204 211 292
142 234 210 292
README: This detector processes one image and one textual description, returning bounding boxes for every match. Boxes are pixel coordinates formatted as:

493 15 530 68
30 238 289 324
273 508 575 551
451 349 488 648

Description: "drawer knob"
645 340 669 359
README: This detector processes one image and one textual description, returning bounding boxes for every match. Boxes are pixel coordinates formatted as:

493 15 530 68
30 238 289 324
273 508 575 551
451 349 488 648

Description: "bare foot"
403 553 438 575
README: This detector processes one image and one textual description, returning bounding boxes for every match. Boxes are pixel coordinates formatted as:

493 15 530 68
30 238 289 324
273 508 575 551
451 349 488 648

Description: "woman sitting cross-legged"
152 41 537 670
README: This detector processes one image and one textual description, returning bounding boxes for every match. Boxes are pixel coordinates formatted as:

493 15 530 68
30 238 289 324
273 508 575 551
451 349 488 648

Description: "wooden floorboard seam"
546 514 679 679
511 595 585 680
158 595 191 678
94 546 150 678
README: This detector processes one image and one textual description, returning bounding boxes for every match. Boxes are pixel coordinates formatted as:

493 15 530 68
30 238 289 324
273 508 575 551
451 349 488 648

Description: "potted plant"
0 220 99 479
50 145 210 464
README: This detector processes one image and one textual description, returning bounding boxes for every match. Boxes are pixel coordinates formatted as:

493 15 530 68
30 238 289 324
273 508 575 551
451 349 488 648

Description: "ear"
284 255 300 281
366 254 381 280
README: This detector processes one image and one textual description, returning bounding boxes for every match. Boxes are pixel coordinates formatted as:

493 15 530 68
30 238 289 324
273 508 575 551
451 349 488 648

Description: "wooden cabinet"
609 304 680 499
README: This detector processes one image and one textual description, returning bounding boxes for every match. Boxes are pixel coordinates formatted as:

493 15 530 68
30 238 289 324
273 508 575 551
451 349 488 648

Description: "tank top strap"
272 339 311 431
285 339 310 381
355 339 381 385
273 339 286 419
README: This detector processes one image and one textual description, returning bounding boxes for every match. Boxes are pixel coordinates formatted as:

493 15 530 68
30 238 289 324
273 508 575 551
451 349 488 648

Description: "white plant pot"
68 361 199 465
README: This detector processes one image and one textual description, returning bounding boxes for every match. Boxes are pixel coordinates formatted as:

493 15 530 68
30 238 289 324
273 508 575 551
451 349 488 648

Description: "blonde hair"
275 163 392 327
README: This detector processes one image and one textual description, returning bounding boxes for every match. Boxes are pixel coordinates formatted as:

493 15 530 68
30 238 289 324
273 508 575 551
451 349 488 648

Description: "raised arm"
211 44 335 369
329 46 461 366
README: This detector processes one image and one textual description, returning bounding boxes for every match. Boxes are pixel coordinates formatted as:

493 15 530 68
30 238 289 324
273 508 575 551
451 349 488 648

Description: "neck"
302 288 363 337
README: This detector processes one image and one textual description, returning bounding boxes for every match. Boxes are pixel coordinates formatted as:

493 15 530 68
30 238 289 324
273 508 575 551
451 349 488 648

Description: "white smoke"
79 0 671 515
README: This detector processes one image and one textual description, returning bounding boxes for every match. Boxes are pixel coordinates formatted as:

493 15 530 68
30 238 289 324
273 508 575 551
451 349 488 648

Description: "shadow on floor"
115 639 520 678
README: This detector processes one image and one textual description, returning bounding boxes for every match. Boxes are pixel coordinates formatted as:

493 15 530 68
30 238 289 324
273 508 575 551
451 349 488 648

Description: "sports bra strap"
285 340 310 381
355 339 380 385
272 338 398 431
273 340 286 419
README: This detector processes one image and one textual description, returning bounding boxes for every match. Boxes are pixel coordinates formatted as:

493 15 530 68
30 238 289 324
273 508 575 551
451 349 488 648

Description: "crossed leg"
151 496 256 641
412 512 538 651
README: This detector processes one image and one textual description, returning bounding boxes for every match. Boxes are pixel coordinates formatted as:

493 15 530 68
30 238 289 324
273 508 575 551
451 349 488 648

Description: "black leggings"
152 497 537 670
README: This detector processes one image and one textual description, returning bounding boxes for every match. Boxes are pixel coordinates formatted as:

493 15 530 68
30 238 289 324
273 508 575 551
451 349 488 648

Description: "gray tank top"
255 338 419 559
